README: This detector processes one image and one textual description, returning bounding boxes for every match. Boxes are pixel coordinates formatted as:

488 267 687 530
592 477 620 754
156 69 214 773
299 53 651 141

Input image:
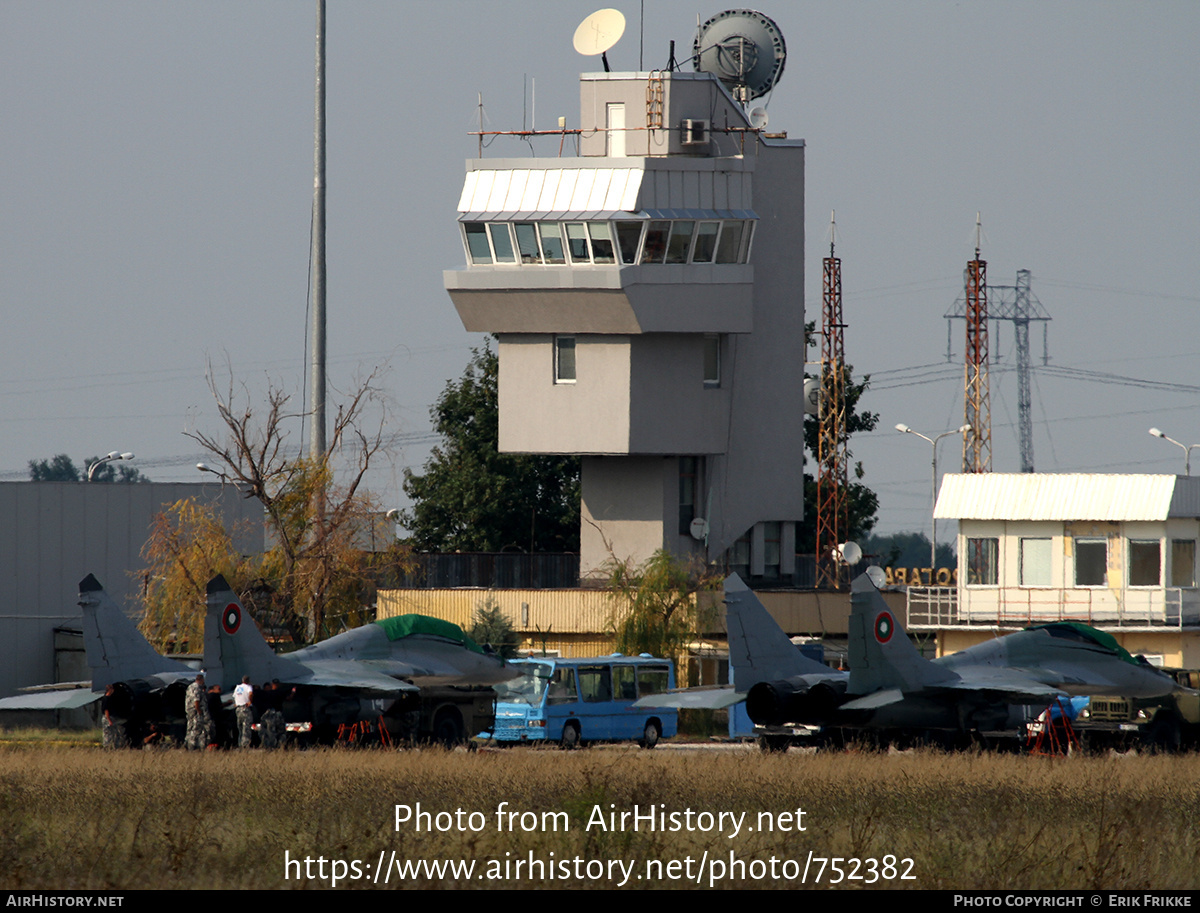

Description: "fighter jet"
838 572 1181 730
0 574 195 732
203 575 516 743
746 571 1183 736
632 573 848 715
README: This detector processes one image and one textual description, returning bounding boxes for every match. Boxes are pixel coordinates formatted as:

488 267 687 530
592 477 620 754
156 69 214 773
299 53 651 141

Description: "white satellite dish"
689 517 709 541
865 566 887 588
748 106 768 130
803 376 820 416
574 9 626 72
839 541 863 566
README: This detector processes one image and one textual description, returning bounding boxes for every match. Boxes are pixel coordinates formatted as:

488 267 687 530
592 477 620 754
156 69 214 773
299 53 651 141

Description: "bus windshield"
493 661 553 706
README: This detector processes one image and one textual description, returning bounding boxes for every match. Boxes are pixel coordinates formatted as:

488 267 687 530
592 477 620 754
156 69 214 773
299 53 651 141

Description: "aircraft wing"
0 688 102 711
274 661 420 695
633 685 746 710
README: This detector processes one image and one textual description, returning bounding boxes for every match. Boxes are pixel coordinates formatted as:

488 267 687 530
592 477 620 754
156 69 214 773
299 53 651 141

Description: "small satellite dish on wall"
574 8 626 72
803 376 820 416
748 106 769 130
866 566 887 588
689 517 709 541
693 9 787 102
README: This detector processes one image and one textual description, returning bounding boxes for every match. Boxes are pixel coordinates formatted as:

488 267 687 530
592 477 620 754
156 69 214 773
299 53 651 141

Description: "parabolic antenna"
839 542 863 566
866 566 887 588
692 9 787 101
574 8 626 57
747 105 769 129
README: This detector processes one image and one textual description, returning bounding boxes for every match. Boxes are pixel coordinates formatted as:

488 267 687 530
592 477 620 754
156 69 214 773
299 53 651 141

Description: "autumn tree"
138 365 410 650
138 499 246 652
605 549 721 666
401 342 581 553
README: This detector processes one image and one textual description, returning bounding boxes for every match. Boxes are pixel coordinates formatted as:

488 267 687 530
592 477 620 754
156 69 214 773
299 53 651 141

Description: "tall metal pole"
308 0 327 460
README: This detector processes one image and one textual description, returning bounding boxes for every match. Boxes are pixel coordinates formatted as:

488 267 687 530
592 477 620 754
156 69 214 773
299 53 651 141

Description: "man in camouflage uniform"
184 673 211 751
258 680 287 750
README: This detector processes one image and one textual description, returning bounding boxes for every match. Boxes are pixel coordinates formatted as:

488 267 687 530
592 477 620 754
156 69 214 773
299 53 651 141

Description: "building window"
514 222 543 264
1019 538 1051 587
463 222 492 264
487 223 516 263
703 335 721 388
966 537 998 586
1129 540 1161 587
763 522 782 578
678 457 698 536
691 221 720 263
665 221 695 264
1171 540 1196 587
1074 538 1107 587
554 336 576 383
538 223 566 263
615 221 644 264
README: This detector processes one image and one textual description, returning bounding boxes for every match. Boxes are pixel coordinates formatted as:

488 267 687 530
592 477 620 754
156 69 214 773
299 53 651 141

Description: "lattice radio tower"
961 215 991 473
946 269 1051 472
815 213 848 589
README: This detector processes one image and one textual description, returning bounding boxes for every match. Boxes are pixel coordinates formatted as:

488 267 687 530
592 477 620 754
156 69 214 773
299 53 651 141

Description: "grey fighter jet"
836 572 1181 731
203 575 516 743
0 574 195 732
633 574 848 715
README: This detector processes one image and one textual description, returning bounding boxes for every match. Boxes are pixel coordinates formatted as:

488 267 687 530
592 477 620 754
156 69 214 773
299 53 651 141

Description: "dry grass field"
1 742 1197 890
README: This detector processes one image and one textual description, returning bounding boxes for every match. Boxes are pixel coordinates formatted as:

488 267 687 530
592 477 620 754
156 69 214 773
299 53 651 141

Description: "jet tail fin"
205 575 299 690
79 574 190 689
725 574 834 687
847 573 956 695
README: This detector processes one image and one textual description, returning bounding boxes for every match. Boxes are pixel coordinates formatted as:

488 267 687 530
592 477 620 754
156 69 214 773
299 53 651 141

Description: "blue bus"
488 654 678 748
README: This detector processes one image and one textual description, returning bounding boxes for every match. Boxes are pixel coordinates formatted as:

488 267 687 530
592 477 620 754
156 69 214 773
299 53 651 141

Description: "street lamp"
895 423 971 573
1148 428 1199 477
87 451 135 482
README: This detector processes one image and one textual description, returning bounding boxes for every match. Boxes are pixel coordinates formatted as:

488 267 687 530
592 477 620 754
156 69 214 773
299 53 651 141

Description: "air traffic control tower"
444 11 805 581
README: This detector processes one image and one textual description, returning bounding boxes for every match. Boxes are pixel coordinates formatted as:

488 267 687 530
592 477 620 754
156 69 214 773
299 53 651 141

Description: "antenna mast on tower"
962 214 990 473
815 212 848 590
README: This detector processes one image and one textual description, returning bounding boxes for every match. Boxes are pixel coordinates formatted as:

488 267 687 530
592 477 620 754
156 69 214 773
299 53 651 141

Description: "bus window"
547 667 577 704
578 666 612 702
613 664 637 701
637 665 671 697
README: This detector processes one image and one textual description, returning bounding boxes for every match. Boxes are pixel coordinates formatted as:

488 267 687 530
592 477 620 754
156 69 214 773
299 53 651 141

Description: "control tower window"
488 223 516 263
464 223 492 264
588 222 616 264
616 221 644 264
714 221 743 264
665 221 695 264
640 221 670 263
564 223 591 263
514 223 543 264
692 221 720 263
539 223 566 264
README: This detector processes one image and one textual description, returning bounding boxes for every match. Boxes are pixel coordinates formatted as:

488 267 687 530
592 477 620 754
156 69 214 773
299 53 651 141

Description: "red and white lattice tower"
962 215 991 473
816 215 848 589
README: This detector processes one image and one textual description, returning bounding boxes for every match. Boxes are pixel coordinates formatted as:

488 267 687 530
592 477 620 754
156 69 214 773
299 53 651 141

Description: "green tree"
800 321 879 552
29 454 149 483
605 549 720 666
401 342 581 553
862 532 955 571
468 595 519 659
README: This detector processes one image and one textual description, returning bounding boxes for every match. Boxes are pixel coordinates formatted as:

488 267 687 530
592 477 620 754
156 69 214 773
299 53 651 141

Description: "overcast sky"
2 1 1197 545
